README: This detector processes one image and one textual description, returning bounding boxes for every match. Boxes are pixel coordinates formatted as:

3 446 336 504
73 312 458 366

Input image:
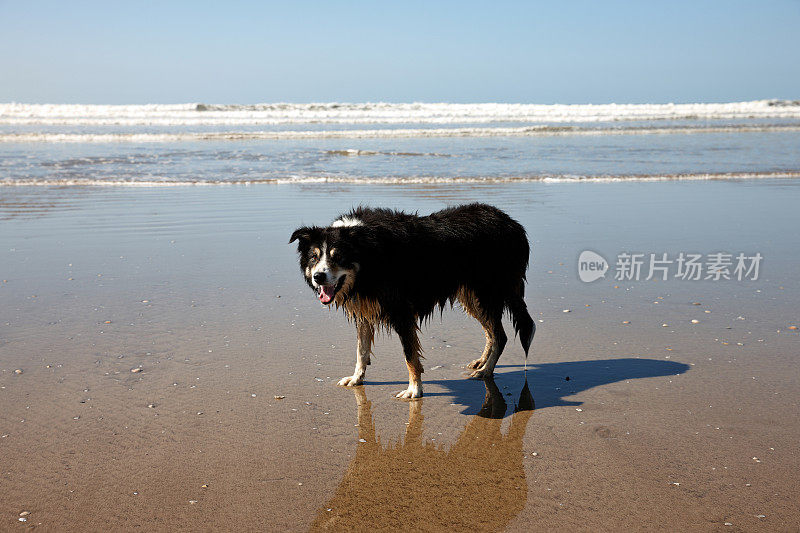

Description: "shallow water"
2 131 799 185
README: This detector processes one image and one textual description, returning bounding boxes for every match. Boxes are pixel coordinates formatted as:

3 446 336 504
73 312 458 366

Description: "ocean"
1 100 799 185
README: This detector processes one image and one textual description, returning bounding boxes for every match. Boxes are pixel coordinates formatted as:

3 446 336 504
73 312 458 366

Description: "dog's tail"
506 291 535 357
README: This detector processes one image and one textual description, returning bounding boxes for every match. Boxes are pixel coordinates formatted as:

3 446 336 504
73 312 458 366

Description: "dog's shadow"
310 358 689 531
373 357 690 416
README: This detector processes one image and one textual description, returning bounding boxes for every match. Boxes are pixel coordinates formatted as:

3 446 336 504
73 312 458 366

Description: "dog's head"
290 225 360 305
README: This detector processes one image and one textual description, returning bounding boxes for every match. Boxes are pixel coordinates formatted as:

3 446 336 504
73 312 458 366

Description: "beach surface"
1 179 799 531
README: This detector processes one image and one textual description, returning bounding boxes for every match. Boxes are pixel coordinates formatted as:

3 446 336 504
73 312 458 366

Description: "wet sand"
1 180 799 531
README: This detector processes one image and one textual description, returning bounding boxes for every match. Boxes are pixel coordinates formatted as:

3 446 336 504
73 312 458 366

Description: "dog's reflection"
310 378 534 531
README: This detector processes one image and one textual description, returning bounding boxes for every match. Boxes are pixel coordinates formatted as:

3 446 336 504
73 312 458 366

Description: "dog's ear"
289 226 316 244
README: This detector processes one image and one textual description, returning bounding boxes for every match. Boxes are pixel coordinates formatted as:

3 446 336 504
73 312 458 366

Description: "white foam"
1 100 799 126
2 171 799 187
1 124 798 143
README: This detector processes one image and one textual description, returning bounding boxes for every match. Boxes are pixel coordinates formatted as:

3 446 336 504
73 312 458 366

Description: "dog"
289 203 534 398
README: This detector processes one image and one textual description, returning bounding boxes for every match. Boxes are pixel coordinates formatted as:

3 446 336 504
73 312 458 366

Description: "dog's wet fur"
290 203 534 399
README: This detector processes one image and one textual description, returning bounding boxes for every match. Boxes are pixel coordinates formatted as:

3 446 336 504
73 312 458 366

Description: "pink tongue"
319 285 335 304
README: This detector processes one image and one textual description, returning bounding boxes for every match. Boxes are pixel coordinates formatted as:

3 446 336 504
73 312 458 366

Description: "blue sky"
1 0 798 104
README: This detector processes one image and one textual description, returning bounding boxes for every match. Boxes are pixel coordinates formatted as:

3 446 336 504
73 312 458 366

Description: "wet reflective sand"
1 180 799 530
311 379 534 531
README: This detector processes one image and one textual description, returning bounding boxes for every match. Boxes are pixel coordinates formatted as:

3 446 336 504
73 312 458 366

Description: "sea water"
1 100 799 185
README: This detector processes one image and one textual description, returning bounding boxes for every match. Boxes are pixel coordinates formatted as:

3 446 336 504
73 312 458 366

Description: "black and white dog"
290 203 534 399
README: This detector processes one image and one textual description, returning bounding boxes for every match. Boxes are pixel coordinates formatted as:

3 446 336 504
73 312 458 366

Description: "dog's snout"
313 272 327 284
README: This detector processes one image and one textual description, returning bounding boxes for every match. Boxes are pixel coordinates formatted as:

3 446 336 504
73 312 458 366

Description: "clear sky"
1 0 798 104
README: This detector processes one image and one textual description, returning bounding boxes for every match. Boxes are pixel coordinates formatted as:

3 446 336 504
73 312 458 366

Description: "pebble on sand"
14 369 23 375
19 511 30 517
622 321 630 325
562 309 570 313
789 325 798 330
274 395 286 400
691 319 700 324
662 324 668 327
131 367 142 373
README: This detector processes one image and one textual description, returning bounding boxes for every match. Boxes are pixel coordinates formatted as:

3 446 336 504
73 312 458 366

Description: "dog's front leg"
337 321 374 387
395 323 424 399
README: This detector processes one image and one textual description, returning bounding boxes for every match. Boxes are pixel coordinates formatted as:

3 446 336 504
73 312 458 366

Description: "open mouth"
317 275 345 304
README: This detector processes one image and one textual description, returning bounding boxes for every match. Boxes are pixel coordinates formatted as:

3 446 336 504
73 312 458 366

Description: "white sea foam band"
3 171 799 187
2 124 799 143
2 100 799 126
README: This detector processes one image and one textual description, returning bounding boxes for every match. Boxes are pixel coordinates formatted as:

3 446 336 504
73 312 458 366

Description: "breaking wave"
2 100 800 127
3 171 799 187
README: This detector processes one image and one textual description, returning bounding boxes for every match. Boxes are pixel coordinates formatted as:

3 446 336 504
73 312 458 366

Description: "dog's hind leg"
466 324 494 371
394 322 424 399
458 288 491 370
337 320 374 387
459 288 506 377
468 313 506 379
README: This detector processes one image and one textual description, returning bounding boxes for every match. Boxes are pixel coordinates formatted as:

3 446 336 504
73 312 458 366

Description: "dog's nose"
313 272 327 284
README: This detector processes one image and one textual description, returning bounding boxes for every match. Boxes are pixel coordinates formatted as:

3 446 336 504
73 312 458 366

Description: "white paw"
337 375 363 387
395 386 423 399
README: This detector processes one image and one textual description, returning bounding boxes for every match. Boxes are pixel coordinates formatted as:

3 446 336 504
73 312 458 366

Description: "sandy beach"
1 179 798 531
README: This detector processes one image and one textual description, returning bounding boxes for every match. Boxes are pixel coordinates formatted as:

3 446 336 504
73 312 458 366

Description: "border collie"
290 203 534 399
